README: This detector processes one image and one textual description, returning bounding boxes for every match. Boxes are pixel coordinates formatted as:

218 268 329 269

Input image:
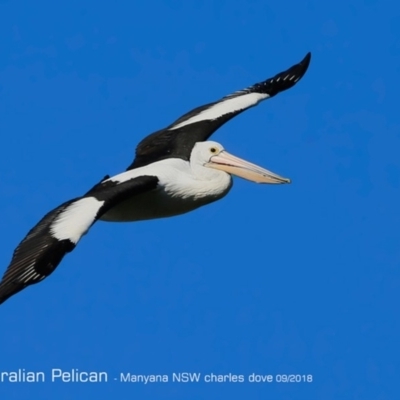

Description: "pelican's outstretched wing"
0 175 158 305
128 52 311 169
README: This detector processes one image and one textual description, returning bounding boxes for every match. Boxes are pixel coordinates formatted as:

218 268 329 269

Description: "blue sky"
0 0 399 399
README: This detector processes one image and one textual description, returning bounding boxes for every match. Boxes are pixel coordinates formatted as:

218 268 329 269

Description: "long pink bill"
207 151 290 184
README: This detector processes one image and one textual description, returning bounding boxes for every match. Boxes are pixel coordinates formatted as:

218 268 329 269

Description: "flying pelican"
0 52 311 305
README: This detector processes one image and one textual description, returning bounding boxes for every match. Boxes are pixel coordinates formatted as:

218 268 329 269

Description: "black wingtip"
0 288 9 305
292 51 312 83
300 51 312 73
283 51 312 83
0 237 75 306
0 283 21 306
253 51 312 98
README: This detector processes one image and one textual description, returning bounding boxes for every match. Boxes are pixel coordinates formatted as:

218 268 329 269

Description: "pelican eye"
210 147 218 154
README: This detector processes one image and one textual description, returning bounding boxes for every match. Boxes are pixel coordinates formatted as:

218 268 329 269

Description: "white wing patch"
50 197 104 243
106 158 188 184
169 92 270 131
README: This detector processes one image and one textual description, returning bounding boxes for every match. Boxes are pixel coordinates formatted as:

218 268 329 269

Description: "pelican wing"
0 175 158 305
128 52 311 169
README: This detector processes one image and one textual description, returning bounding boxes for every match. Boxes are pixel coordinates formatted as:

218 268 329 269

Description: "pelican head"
191 141 290 184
